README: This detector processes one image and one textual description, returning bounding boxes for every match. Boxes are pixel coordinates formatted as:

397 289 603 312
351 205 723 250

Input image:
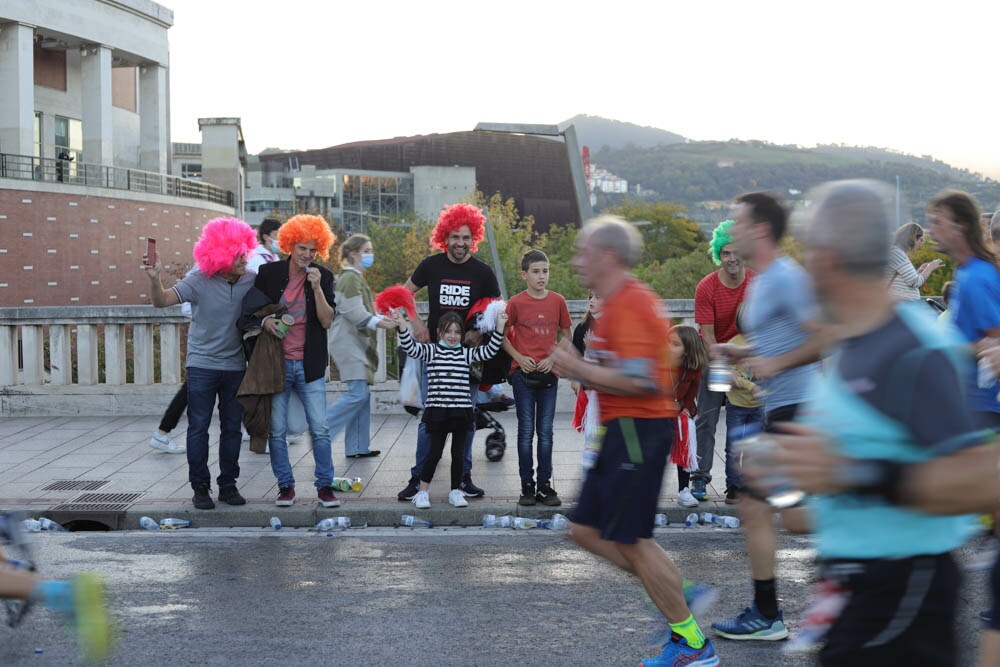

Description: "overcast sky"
165 0 999 179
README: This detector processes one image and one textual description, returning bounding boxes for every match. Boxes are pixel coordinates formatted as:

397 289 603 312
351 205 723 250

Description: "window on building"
181 163 202 179
33 113 41 158
54 116 82 160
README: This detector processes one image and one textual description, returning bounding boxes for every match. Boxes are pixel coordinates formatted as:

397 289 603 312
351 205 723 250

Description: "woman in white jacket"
326 234 396 457
885 222 943 301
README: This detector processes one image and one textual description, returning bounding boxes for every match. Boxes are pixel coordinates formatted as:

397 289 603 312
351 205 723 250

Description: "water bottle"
401 515 433 528
538 514 569 530
482 514 499 527
684 513 700 527
512 517 538 530
315 517 351 531
708 359 733 392
39 518 65 531
332 477 353 492
701 512 717 525
269 517 282 531
22 519 42 533
482 514 514 528
581 447 599 471
654 513 669 527
737 434 805 509
350 477 363 492
713 515 741 529
159 518 192 529
139 516 159 531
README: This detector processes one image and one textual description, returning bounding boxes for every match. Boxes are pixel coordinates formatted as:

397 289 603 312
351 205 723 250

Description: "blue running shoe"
691 479 708 501
641 633 719 666
712 602 789 641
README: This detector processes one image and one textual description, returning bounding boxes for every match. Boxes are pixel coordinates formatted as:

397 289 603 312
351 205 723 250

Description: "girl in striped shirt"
393 309 508 508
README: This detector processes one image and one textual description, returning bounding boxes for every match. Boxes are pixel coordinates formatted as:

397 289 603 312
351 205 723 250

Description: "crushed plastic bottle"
512 517 538 530
684 513 700 527
350 477 363 493
401 515 433 528
139 516 159 531
39 518 65 531
713 515 741 529
332 477 353 492
482 514 514 528
315 517 351 531
158 518 192 529
269 517 282 531
538 514 569 530
654 514 669 527
22 519 42 533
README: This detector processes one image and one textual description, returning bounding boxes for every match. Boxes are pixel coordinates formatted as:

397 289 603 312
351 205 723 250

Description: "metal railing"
0 152 234 207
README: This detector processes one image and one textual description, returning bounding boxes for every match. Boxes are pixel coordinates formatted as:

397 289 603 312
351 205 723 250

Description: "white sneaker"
412 490 430 509
677 487 699 508
241 428 250 442
150 432 184 454
448 489 469 507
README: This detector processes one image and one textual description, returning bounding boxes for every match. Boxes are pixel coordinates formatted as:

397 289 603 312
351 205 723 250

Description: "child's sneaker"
536 480 561 506
412 490 431 509
448 489 468 507
519 481 537 506
678 487 699 508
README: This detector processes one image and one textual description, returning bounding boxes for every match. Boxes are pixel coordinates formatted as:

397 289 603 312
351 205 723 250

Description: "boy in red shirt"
503 250 572 506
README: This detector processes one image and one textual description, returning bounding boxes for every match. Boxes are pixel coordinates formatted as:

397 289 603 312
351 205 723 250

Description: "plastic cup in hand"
708 359 732 392
737 433 805 509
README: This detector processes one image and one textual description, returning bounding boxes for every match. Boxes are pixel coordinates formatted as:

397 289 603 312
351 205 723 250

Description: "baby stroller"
475 402 507 462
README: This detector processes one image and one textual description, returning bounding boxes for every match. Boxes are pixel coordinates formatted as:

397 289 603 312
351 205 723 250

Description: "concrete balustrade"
0 300 695 417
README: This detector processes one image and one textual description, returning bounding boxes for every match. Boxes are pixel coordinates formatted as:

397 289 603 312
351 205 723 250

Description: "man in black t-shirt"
397 203 501 501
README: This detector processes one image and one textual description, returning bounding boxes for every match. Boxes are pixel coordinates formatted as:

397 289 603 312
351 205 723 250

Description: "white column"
0 325 19 385
49 324 73 385
81 45 113 166
133 323 154 385
104 324 126 385
77 324 99 385
159 323 181 384
0 23 35 157
139 64 167 174
21 325 44 385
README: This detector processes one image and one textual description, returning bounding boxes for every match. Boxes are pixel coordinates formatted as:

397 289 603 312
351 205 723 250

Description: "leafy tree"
538 222 587 299
608 198 704 262
363 212 435 294
471 192 539 299
909 241 953 296
637 242 716 299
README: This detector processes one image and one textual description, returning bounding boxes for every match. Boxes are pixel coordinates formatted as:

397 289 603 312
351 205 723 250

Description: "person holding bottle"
393 307 507 510
326 234 397 458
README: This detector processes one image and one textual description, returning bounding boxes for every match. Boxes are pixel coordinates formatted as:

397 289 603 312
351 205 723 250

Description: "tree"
471 192 539 299
608 198 704 262
363 212 435 295
538 222 587 299
637 242 717 299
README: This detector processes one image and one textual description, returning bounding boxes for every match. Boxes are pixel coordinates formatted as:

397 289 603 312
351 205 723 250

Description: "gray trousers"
690 368 726 483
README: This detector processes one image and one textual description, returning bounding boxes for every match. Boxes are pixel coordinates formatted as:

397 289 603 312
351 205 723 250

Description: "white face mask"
265 236 280 254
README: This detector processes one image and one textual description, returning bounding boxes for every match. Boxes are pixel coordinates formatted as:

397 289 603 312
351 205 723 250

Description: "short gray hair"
798 180 893 277
579 215 644 268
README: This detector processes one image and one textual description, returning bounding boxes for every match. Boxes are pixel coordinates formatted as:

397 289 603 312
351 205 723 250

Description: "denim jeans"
510 370 558 485
326 379 372 456
692 371 726 484
408 359 474 479
724 403 764 490
185 366 244 488
269 359 333 490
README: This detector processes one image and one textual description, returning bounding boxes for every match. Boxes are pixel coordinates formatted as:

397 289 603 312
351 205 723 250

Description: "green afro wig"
709 219 736 265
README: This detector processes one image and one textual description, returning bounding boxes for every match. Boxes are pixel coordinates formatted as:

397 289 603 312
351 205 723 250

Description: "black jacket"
244 259 336 383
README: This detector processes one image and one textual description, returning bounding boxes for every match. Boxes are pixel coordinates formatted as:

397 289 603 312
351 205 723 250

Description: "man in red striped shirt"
690 219 755 504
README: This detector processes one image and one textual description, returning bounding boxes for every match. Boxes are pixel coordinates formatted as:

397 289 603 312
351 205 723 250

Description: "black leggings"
421 424 469 489
158 382 188 433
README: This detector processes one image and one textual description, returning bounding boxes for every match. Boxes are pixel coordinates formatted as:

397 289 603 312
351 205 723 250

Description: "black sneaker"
519 481 537 506
398 476 420 501
192 484 215 510
725 487 741 505
218 486 246 506
536 480 561 507
459 473 485 498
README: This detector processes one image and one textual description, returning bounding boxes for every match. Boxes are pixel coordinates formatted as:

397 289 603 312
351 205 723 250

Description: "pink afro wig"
430 203 485 252
276 214 336 260
192 217 257 277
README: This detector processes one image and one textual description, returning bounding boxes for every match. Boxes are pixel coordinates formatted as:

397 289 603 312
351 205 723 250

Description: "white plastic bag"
399 359 423 411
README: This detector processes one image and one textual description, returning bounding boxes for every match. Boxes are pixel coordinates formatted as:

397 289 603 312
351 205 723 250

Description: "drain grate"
42 480 111 492
49 492 144 513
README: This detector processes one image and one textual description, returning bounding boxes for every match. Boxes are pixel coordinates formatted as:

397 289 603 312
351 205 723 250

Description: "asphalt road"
2 528 992 666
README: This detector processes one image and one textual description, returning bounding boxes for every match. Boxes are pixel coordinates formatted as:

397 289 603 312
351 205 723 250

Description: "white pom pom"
478 299 507 333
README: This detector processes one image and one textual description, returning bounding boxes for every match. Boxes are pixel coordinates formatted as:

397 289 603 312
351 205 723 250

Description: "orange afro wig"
276 214 337 260
192 217 257 277
430 203 485 252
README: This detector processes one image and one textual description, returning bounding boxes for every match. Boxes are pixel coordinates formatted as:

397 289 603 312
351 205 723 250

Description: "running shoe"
712 603 789 641
691 479 708 501
641 633 719 666
412 490 431 509
149 432 184 453
677 487 699 508
448 489 468 507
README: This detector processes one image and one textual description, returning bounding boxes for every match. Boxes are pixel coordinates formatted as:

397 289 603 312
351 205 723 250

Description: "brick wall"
0 187 232 306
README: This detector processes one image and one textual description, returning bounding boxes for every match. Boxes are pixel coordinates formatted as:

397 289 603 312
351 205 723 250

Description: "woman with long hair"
885 222 943 301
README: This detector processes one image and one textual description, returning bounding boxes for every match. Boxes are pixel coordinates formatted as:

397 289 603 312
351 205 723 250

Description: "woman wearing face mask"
247 217 283 274
327 234 397 458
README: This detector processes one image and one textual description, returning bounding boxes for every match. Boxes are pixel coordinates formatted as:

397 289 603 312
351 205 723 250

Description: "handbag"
523 370 558 389
399 358 423 413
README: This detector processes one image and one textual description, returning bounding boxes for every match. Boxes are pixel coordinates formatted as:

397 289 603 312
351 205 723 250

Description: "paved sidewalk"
0 400 736 529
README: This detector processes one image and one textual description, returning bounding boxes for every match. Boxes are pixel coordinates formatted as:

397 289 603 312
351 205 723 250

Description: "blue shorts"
569 417 672 544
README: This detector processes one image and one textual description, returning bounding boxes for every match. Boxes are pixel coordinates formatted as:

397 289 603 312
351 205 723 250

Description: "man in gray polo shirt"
142 217 257 509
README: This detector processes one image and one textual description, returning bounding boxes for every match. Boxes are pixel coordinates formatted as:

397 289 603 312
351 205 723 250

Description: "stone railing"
0 300 694 416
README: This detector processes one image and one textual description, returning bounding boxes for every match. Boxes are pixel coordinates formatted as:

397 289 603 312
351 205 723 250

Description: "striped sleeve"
468 329 505 363
398 329 434 363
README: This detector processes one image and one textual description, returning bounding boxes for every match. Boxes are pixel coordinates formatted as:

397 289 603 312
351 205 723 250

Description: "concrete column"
0 23 35 157
81 45 113 165
139 64 167 173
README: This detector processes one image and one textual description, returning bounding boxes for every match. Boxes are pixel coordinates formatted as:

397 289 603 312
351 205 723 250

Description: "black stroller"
471 347 512 462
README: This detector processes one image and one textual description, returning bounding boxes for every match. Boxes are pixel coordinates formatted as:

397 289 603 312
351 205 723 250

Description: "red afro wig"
192 217 257 277
430 203 485 252
276 214 337 260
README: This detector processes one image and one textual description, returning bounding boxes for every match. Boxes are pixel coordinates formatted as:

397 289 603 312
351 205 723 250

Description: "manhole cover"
42 480 111 492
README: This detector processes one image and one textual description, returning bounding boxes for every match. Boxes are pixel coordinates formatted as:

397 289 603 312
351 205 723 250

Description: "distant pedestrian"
247 217 283 274
885 222 943 302
670 324 709 509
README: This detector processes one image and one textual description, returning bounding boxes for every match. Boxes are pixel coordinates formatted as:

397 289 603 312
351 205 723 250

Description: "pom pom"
374 285 416 318
466 297 506 332
430 203 486 252
192 217 257 277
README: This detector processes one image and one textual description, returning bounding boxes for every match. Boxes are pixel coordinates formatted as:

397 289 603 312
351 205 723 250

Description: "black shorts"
569 417 672 544
819 553 959 667
764 403 800 432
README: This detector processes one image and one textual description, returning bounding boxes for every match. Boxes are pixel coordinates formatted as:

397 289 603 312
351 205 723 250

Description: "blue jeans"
724 403 764 490
510 370 558 485
269 360 333 490
408 359 474 479
326 380 372 456
185 366 244 488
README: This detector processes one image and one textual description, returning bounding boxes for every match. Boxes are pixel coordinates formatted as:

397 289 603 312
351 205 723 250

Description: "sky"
165 0 1000 179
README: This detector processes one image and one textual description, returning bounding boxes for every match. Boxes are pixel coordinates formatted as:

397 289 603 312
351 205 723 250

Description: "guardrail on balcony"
0 152 234 207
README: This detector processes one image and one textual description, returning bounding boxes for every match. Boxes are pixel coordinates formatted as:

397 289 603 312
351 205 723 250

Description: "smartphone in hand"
144 238 157 266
